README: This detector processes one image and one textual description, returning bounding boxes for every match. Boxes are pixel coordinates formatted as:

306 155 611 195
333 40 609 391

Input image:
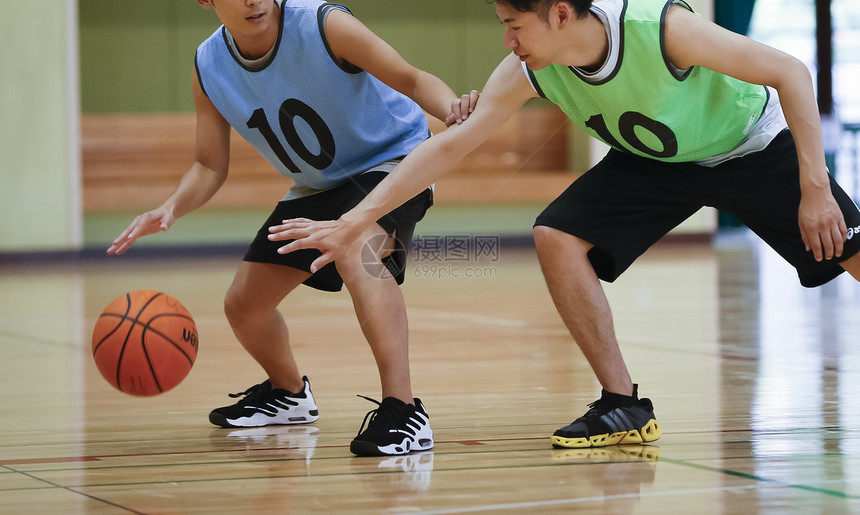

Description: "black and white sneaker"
209 377 319 428
350 396 434 457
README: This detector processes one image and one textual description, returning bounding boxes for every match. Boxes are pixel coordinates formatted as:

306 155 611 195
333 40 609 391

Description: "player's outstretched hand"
268 217 362 273
445 90 480 127
107 207 175 255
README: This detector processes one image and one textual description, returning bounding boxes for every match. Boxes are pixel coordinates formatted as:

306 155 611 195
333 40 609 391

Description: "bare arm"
325 9 459 124
269 53 537 271
665 5 845 261
108 69 231 255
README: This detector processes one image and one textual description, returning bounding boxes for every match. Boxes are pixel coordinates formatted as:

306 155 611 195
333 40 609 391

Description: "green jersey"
526 0 768 162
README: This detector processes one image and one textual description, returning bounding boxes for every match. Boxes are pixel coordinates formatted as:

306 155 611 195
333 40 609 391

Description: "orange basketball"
92 290 199 396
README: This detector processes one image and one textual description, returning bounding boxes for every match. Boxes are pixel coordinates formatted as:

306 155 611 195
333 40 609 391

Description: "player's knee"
534 225 584 250
335 229 394 283
334 251 376 284
223 286 251 325
533 225 556 248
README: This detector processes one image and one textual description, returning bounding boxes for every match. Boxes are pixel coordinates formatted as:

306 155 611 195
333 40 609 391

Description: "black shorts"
244 170 433 292
535 130 860 287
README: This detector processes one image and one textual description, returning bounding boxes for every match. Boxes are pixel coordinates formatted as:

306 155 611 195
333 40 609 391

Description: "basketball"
92 290 199 397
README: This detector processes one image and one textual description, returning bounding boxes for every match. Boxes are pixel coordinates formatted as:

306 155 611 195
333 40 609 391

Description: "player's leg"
209 261 320 428
336 223 433 457
335 169 434 457
532 151 699 448
532 226 632 396
210 192 332 428
223 260 309 393
533 226 662 448
336 224 411 403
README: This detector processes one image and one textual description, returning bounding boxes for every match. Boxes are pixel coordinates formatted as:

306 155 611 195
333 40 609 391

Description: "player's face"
204 0 279 58
495 3 555 70
207 0 277 35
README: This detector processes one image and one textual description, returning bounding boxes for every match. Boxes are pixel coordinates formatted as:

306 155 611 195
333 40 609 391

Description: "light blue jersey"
194 0 429 194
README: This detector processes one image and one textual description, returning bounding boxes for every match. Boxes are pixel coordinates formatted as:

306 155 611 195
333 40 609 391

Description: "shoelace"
581 392 640 420
580 397 611 420
355 395 405 436
227 380 271 399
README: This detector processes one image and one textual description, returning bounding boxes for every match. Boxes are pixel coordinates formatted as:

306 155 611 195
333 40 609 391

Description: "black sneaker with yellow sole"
552 385 661 448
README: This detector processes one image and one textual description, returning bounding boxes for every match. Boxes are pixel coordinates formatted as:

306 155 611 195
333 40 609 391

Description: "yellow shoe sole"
551 419 661 448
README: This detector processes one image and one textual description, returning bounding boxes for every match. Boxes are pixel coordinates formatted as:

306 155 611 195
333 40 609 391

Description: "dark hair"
494 0 592 21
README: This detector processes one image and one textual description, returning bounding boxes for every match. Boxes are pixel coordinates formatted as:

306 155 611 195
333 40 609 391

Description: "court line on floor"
410 484 768 514
0 448 658 491
0 434 554 467
6 433 858 500
417 485 766 514
1 465 145 514
3 425 851 467
6 445 857 507
660 456 858 498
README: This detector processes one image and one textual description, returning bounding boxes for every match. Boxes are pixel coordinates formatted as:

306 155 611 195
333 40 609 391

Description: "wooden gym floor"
2 230 860 514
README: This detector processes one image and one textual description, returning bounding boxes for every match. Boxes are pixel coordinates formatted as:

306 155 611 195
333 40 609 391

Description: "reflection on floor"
1 229 859 513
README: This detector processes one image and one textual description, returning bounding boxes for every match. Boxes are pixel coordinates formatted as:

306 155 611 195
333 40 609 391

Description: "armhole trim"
194 51 208 98
661 0 693 81
318 3 363 74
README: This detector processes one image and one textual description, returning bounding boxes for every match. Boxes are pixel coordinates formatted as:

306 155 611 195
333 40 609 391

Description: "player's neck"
229 3 280 60
557 12 608 71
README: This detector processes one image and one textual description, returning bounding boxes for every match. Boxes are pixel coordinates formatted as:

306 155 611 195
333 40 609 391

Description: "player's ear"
554 1 573 28
196 0 214 9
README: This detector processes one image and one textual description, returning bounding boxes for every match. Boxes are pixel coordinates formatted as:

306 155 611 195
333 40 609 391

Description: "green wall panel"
79 0 220 112
79 0 508 113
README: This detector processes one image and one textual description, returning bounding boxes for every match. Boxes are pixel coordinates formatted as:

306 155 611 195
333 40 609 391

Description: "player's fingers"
823 232 837 260
107 239 124 254
800 224 825 262
282 217 314 225
460 93 472 113
834 219 848 258
812 231 833 261
125 225 147 244
268 226 315 242
268 224 306 241
309 252 335 274
457 93 474 123
827 225 844 259
276 237 317 254
108 222 143 252
112 222 137 246
449 101 464 125
269 218 313 232
468 89 479 111
110 237 136 256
